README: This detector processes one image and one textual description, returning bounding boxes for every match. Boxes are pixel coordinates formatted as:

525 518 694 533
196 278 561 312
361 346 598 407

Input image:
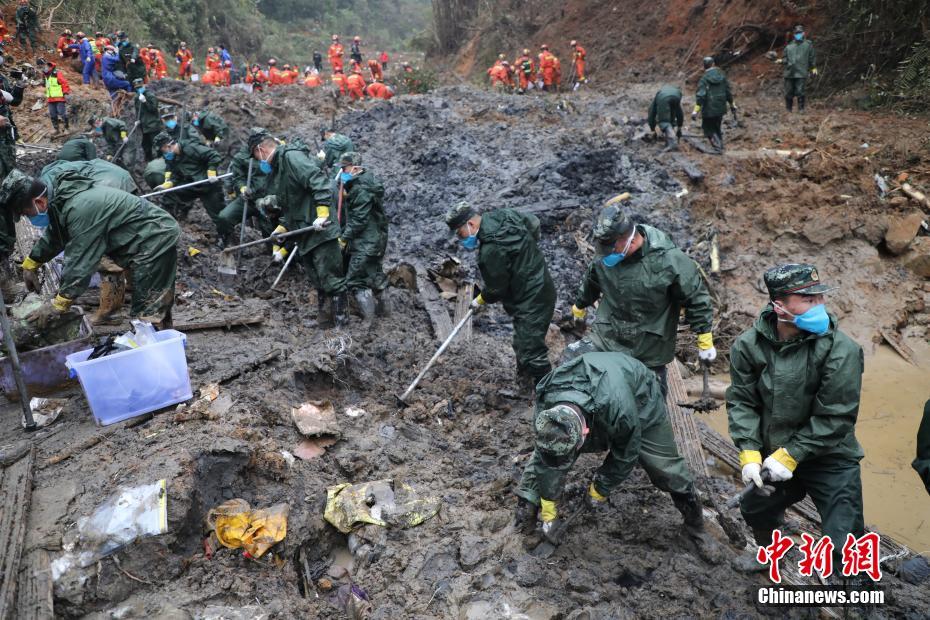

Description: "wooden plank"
0 447 35 619
415 266 452 341
454 283 473 342
665 361 708 477
880 329 918 366
93 314 265 335
15 549 53 620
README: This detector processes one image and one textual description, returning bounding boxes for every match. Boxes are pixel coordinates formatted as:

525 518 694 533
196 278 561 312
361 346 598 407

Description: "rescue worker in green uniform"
89 116 131 161
14 0 39 54
249 129 348 326
727 264 865 566
41 158 138 194
117 32 146 84
915 400 930 496
56 134 97 162
566 206 715 395
777 25 817 112
1 168 179 327
691 56 735 152
647 85 684 150
161 110 184 142
216 141 276 240
0 70 26 298
514 352 718 560
445 201 556 387
143 157 167 191
337 152 388 324
191 110 228 145
133 78 162 161
152 132 227 242
320 129 355 173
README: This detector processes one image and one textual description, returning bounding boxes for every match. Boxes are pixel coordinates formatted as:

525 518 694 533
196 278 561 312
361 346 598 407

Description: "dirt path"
4 80 930 618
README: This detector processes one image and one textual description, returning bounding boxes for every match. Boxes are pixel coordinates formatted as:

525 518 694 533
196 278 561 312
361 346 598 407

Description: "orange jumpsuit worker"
205 48 220 71
367 58 383 82
328 35 345 72
267 59 283 85
304 69 322 87
366 80 394 100
219 60 232 86
57 30 77 59
246 64 268 91
538 44 557 91
570 40 587 83
331 69 347 96
514 49 535 92
346 70 366 100
176 42 194 80
153 49 169 79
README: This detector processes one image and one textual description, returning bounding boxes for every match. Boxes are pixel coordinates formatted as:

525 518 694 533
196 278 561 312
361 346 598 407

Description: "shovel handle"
399 309 474 402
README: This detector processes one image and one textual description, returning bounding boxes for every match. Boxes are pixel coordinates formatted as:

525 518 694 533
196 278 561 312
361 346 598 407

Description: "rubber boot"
51 118 59 133
333 292 349 327
663 126 678 151
316 290 334 328
798 96 806 112
92 272 126 324
785 97 793 112
373 289 389 317
731 527 773 573
63 116 70 130
514 497 537 536
671 489 725 564
354 288 376 326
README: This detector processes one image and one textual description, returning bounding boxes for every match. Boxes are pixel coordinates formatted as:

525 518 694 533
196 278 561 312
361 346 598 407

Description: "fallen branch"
902 183 930 211
39 414 153 469
215 349 282 385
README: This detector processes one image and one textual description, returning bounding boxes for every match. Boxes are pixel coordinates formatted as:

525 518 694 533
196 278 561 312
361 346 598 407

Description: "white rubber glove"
122 136 129 143
742 462 763 489
137 94 146 103
762 455 794 482
698 346 717 362
312 216 328 230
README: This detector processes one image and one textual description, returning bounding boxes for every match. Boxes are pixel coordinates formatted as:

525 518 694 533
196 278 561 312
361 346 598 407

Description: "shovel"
725 472 775 509
141 173 233 199
531 502 588 558
0 286 36 431
110 121 140 163
217 160 255 278
396 308 474 407
678 359 717 412
269 245 297 291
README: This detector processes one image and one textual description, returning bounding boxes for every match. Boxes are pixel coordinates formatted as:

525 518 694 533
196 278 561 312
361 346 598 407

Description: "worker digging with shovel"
514 351 725 564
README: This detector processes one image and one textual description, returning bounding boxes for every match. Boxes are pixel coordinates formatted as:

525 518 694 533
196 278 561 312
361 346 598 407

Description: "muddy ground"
3 76 930 619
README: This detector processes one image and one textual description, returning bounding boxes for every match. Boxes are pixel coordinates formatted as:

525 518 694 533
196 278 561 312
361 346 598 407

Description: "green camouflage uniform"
339 169 388 292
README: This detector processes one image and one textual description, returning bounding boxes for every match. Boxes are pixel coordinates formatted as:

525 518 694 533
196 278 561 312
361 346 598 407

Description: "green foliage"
400 66 437 94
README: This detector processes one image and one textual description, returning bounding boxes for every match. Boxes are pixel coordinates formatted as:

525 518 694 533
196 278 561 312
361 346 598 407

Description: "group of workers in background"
488 40 587 93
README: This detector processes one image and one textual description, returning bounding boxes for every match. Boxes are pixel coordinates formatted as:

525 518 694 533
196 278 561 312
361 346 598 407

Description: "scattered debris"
291 401 340 437
324 479 441 534
28 397 67 428
293 437 338 460
205 499 289 559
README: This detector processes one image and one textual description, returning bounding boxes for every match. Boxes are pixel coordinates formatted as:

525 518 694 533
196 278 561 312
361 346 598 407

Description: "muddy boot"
316 290 334 328
333 292 349 327
51 118 59 133
63 117 70 130
671 489 725 565
798 96 806 112
663 126 678 151
92 272 126 325
785 97 793 112
731 527 772 573
514 497 537 536
373 289 390 317
354 288 376 326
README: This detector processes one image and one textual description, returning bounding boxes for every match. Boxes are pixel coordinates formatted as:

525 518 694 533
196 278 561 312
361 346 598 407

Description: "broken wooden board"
0 445 36 619
880 328 919 366
15 549 53 620
415 265 453 341
93 314 265 335
665 361 709 477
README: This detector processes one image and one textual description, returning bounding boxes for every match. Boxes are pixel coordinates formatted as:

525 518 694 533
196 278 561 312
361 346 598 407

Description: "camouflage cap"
591 204 634 246
0 169 35 214
445 201 475 231
794 24 805 33
339 151 362 167
247 127 273 151
152 132 174 150
132 78 144 86
534 405 583 461
764 263 834 298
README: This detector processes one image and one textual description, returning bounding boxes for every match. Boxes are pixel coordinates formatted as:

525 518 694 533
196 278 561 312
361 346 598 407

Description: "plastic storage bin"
65 329 193 426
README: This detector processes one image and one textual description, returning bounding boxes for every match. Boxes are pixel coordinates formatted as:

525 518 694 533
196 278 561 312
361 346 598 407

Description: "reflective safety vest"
89 40 100 55
45 75 64 99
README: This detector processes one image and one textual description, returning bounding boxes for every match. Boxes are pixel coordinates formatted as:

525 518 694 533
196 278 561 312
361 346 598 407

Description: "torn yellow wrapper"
208 499 288 558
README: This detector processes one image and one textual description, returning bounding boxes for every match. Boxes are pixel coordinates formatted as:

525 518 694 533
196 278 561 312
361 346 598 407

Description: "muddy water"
704 344 930 553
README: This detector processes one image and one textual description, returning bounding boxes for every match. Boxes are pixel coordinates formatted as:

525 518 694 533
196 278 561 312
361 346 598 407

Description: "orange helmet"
523 48 530 55
207 47 214 53
332 34 339 40
268 58 277 65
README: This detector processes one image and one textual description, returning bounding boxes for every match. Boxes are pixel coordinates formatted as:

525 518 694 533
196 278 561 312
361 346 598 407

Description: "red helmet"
268 58 277 65
332 34 339 40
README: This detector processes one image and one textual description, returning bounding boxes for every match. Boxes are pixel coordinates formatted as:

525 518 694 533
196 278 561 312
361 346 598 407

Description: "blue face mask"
136 87 145 94
259 160 272 174
794 33 804 41
94 127 103 134
339 171 354 184
460 235 478 250
163 151 175 161
28 211 49 228
165 119 177 129
779 302 829 335
600 229 636 268
192 118 200 126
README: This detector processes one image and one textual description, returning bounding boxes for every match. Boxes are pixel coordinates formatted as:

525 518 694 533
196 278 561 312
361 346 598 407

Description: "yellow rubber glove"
738 450 762 467
769 447 797 472
811 67 818 76
207 170 217 182
22 256 40 271
338 238 347 249
119 130 128 140
692 104 701 114
239 185 248 195
213 136 222 143
539 498 557 523
315 205 330 219
272 225 289 262
571 305 586 320
588 482 607 503
164 171 172 181
697 332 714 350
159 181 174 190
51 294 73 312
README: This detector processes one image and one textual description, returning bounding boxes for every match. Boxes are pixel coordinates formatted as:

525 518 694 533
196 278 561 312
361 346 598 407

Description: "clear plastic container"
65 330 193 426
